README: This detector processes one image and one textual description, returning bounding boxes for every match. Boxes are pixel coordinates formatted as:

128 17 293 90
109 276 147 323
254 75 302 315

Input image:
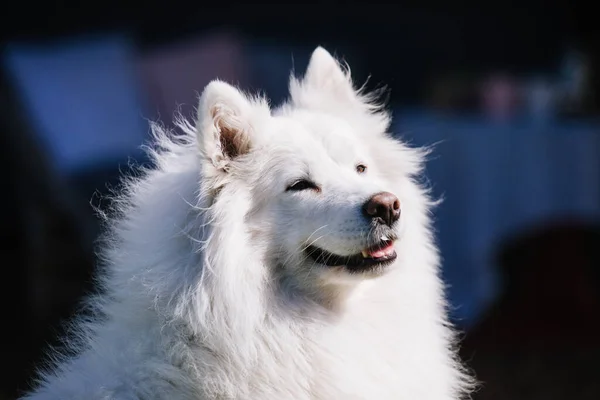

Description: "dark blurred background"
1 1 599 399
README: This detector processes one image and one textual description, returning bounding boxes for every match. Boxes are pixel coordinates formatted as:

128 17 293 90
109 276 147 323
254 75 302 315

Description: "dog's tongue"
366 242 395 258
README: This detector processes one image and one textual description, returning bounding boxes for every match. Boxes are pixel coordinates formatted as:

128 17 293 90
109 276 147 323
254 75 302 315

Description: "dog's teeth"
381 235 389 241
361 250 369 258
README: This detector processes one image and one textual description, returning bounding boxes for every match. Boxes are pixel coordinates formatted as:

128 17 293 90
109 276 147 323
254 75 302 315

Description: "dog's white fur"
22 47 473 399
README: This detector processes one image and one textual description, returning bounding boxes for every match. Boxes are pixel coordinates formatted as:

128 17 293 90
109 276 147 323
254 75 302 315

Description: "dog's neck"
273 264 373 315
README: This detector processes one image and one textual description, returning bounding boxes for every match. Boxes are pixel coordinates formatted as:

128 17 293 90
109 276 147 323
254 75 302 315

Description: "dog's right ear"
196 80 263 173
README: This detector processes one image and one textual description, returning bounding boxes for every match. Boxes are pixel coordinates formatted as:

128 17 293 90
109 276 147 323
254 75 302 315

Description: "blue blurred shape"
394 109 600 327
3 34 148 174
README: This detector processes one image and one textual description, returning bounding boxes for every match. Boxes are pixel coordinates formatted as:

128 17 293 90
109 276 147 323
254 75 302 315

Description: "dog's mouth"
305 238 397 273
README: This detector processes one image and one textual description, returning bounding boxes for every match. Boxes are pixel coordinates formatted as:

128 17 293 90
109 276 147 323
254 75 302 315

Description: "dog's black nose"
363 192 401 226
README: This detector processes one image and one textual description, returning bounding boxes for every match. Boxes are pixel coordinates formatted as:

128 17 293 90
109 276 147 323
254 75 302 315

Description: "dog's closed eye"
286 179 320 192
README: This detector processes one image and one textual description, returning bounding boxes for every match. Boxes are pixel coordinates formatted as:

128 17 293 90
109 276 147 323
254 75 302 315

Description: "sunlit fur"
22 47 474 399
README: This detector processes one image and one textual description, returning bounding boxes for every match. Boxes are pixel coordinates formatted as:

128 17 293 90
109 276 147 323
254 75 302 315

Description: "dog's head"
196 47 427 295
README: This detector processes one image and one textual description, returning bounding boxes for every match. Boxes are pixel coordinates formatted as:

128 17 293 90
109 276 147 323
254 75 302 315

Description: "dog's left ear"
290 47 390 132
303 47 355 97
290 47 358 106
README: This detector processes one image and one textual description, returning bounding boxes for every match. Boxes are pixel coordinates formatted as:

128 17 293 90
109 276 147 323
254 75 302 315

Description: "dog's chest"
233 288 451 399
309 317 404 398
306 305 447 399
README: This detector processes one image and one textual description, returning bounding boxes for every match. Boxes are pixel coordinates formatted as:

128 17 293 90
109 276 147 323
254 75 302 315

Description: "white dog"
22 47 473 399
